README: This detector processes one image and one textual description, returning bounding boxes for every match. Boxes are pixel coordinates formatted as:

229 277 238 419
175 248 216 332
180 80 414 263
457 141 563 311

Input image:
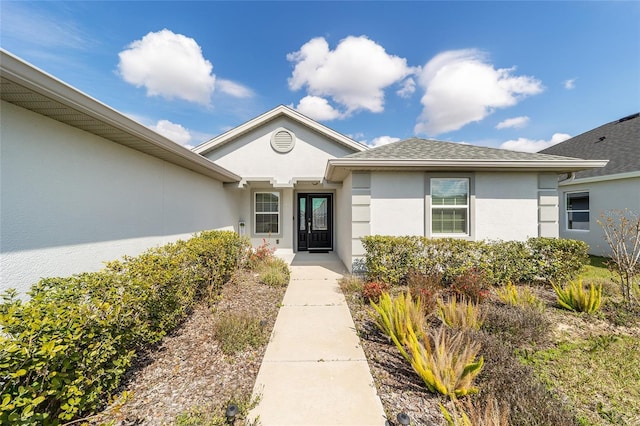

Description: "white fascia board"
559 170 640 186
0 49 241 183
325 159 609 181
193 105 368 155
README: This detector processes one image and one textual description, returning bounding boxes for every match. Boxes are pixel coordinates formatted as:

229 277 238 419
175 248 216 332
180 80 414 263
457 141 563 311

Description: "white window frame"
429 177 471 237
565 191 590 231
254 191 280 236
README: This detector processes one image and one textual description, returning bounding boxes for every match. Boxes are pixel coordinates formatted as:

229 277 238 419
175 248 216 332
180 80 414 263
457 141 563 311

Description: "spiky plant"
552 279 603 313
370 291 425 361
437 297 485 330
406 326 484 397
496 281 543 310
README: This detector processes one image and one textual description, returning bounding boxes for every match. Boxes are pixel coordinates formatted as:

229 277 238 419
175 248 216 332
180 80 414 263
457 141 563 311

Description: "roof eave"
324 159 609 182
193 105 368 155
0 49 241 183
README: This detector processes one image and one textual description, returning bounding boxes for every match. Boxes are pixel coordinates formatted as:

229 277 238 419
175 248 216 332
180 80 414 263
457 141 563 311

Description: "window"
431 178 469 235
255 192 279 234
566 192 589 230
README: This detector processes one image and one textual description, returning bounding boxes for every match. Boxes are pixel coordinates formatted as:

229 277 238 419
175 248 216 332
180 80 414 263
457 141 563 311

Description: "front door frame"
297 192 333 252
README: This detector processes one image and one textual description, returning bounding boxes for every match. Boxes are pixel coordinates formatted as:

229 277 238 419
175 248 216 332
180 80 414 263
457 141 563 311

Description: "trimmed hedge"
0 230 248 425
361 236 588 286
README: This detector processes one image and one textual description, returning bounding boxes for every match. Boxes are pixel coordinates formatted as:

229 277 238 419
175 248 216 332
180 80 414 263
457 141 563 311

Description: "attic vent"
270 128 295 153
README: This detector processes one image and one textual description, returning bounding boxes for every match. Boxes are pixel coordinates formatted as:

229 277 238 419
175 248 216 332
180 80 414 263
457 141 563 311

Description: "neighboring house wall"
1 101 237 296
558 175 640 256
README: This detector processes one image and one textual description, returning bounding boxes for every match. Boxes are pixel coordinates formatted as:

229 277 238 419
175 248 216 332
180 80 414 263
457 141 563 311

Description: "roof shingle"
539 113 639 179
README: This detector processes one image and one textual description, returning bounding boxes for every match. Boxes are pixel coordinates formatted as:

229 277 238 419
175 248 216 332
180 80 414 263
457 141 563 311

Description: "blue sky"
1 1 639 151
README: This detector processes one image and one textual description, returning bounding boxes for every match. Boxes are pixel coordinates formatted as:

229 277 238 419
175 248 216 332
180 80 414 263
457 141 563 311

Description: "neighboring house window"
431 178 469 235
566 192 589 230
255 192 280 234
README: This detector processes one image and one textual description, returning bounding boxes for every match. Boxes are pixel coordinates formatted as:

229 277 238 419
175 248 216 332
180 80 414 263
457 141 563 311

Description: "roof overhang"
0 49 241 183
325 158 609 182
193 104 368 155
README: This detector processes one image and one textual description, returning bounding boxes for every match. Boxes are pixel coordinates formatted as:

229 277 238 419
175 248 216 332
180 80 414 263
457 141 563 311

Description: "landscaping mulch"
88 270 285 425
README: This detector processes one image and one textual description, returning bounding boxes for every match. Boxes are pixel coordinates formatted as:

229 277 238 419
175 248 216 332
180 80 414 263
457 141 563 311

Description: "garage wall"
1 101 238 296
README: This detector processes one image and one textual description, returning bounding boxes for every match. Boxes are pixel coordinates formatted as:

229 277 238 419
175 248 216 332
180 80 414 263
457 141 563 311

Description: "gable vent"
270 128 295 153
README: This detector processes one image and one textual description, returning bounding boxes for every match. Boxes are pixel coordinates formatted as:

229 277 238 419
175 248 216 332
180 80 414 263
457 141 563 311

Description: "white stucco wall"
474 172 540 241
202 117 355 184
364 171 544 243
370 172 425 236
558 176 640 256
1 101 238 296
336 173 353 270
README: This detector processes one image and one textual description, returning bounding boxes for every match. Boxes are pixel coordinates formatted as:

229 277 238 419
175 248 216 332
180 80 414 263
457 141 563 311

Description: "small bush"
437 297 485 330
406 270 442 314
526 237 589 284
440 397 510 426
259 258 290 287
473 331 578 426
482 303 551 348
552 279 603 313
362 281 389 303
449 268 490 303
213 312 268 355
370 291 425 361
496 282 543 310
245 239 276 270
338 274 365 294
406 326 484 397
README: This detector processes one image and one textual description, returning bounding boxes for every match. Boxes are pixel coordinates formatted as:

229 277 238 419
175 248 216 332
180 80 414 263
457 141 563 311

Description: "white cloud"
496 116 530 129
150 119 192 146
118 29 216 105
217 79 253 98
415 49 544 135
369 136 401 147
564 78 576 90
500 132 571 153
292 95 345 121
287 36 414 118
397 77 416 98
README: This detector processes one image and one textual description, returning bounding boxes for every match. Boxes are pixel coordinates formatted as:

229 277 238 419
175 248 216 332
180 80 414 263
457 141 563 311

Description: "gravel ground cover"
87 270 285 425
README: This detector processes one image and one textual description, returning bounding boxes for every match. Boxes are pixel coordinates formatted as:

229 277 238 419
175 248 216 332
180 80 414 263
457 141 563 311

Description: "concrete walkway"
248 253 387 425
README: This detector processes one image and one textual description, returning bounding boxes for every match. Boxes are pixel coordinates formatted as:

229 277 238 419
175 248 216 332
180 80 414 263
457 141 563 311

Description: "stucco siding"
202 117 355 183
370 172 424 236
558 176 640 256
1 101 237 296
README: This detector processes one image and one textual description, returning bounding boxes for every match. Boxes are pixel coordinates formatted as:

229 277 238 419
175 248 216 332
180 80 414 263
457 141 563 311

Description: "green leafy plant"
369 291 425 361
437 297 485 330
406 326 484 397
496 282 543 310
552 279 603 313
0 230 247 425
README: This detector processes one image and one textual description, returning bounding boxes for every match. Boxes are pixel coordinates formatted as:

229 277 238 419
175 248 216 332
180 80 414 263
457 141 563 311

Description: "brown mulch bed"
88 270 286 425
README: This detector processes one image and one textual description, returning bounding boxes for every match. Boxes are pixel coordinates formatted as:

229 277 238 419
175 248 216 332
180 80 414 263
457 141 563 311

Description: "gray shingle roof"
346 137 581 162
539 113 639 179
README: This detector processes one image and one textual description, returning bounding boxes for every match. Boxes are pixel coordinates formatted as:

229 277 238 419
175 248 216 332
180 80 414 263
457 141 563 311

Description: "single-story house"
0 49 607 296
539 113 640 256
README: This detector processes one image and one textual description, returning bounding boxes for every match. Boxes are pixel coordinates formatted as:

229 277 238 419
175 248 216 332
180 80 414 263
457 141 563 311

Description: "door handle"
308 221 311 234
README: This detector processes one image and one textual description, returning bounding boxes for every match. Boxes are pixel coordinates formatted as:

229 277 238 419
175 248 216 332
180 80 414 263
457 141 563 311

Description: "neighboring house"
0 49 606 295
540 113 640 256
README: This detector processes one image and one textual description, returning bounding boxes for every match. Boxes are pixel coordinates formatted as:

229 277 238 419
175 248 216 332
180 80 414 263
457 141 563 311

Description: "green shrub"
213 313 268 355
361 236 589 286
258 258 290 287
552 279 603 314
0 230 247 425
